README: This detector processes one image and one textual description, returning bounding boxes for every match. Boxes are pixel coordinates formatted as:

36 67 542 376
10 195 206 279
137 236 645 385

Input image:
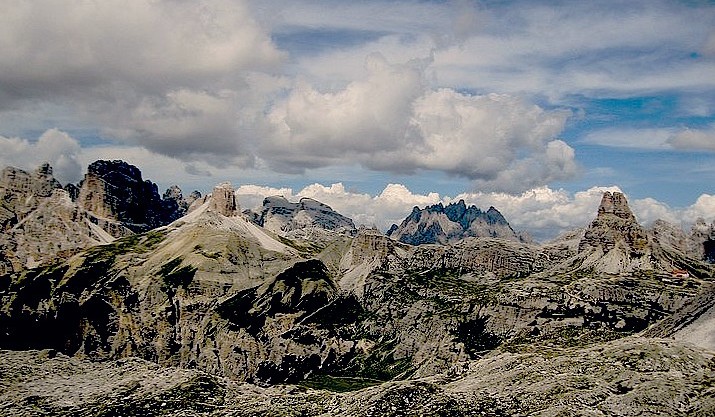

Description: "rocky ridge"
387 200 525 245
1 186 712 386
0 161 198 274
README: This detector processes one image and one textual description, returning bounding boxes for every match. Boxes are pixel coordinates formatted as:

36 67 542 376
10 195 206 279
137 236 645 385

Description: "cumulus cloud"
0 0 282 97
0 129 82 184
0 0 284 165
235 182 441 230
263 54 574 192
683 194 715 223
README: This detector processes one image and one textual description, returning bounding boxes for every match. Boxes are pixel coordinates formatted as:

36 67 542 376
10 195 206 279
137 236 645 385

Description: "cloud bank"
0 129 82 184
264 54 575 191
236 182 715 241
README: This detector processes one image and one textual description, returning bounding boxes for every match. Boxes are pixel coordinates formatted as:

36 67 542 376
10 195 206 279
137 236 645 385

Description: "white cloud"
583 125 715 152
0 129 82 184
432 1 715 98
280 1 715 101
583 128 675 149
0 0 282 93
684 194 715 223
668 125 715 151
263 54 574 191
236 184 296 212
234 182 441 230
0 0 285 165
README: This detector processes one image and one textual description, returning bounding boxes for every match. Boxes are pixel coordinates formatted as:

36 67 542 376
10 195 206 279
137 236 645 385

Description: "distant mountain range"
1 159 715 415
386 200 529 245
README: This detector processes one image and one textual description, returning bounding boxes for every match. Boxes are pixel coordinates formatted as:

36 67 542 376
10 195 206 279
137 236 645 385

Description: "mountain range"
1 160 715 416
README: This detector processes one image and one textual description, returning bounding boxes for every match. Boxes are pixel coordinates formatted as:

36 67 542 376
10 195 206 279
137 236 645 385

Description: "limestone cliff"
0 163 62 230
576 191 701 274
0 161 197 273
77 160 186 231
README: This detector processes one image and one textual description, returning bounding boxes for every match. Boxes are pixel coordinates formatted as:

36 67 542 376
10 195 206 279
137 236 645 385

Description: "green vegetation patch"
83 229 169 264
344 339 415 381
413 269 498 303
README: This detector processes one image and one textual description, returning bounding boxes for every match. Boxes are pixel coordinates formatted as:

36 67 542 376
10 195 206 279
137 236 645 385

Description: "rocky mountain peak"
577 191 656 273
249 195 356 235
0 163 62 230
387 201 519 245
77 160 185 231
596 191 635 221
209 182 238 216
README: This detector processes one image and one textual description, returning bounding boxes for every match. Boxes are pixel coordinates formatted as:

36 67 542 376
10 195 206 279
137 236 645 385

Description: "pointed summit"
209 182 238 216
597 191 635 221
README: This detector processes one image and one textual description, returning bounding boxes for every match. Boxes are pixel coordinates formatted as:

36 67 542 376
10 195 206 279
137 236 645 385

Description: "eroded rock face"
690 218 715 263
387 200 520 245
208 183 238 216
580 191 645 252
577 192 654 272
0 161 196 273
0 163 62 229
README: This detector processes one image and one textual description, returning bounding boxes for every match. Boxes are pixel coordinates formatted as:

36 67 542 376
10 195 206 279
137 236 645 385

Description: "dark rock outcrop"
77 160 186 231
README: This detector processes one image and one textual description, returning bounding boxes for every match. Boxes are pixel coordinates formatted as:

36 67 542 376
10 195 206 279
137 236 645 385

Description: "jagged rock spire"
597 191 635 221
209 182 238 216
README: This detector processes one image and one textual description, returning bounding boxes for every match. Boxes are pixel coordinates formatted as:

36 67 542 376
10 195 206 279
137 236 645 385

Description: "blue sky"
0 0 714 238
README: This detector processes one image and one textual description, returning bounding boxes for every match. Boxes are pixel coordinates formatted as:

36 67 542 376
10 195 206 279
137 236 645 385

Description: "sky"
0 0 714 240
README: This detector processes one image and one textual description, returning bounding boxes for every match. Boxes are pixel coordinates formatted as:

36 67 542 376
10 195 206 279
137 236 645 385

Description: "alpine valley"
1 160 715 416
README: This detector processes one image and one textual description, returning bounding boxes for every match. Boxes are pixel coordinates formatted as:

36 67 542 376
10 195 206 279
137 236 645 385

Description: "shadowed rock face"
387 200 520 245
78 160 186 230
